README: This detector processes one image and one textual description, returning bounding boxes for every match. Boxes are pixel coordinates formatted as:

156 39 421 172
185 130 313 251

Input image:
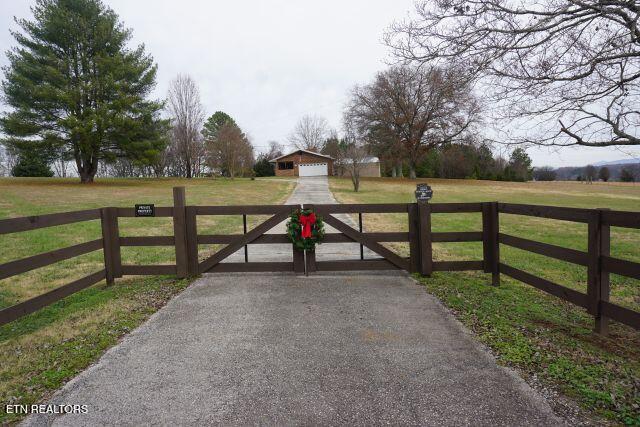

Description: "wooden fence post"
482 202 500 286
173 187 188 279
100 207 121 284
185 206 199 276
408 203 420 274
293 204 305 274
418 202 433 276
302 204 315 274
358 213 364 260
593 208 611 335
587 209 604 333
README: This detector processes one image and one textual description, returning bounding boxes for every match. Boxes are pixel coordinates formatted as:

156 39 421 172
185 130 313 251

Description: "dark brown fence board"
315 259 399 271
207 262 294 273
110 208 123 278
432 261 483 271
0 270 106 326
173 187 188 278
198 234 290 244
498 203 591 223
600 301 640 330
418 202 433 276
119 236 175 246
0 209 101 235
601 210 640 229
0 239 103 280
586 212 602 315
601 256 640 280
198 232 408 245
596 210 611 334
116 207 174 217
358 213 364 260
293 247 305 274
430 203 483 213
121 265 177 275
408 203 420 273
498 233 589 266
314 204 408 214
101 208 115 284
500 263 589 308
185 206 199 276
433 231 483 242
305 250 317 273
195 205 295 215
482 203 492 274
489 202 500 285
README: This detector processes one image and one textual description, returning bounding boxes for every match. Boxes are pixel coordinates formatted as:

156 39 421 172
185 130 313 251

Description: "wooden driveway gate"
185 201 491 278
188 204 303 274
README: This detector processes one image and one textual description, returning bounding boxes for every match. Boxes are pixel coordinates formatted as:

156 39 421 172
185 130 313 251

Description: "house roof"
269 149 334 163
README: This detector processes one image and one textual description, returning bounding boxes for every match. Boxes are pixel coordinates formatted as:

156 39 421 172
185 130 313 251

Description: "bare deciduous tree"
386 0 640 147
166 74 206 178
206 122 254 178
339 114 371 191
346 64 481 178
585 164 598 183
288 115 329 152
266 140 285 160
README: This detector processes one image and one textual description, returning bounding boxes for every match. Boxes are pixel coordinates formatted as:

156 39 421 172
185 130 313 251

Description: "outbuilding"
335 156 381 178
269 149 334 177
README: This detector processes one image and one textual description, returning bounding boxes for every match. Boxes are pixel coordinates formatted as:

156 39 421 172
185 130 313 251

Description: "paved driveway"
25 273 560 426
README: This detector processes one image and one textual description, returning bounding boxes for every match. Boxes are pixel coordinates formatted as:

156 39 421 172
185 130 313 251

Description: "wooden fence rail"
0 188 638 335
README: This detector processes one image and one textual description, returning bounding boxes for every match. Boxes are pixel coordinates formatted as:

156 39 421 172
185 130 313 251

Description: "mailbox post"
414 183 433 276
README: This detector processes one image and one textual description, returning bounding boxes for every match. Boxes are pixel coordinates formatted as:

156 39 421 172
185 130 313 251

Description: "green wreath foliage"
286 208 325 251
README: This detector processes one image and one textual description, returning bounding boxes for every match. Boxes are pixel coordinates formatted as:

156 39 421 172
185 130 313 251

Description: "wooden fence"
0 187 638 335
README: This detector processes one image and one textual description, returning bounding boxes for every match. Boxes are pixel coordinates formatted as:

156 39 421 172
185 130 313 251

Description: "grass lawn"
330 177 640 425
0 177 294 424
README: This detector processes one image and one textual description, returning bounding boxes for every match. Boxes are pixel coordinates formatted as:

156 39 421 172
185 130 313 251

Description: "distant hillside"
593 158 640 166
554 161 640 181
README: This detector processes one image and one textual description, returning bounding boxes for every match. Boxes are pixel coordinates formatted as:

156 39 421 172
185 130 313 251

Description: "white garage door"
298 163 328 177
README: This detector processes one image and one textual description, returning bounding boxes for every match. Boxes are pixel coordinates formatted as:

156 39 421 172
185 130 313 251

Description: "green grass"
0 177 294 424
330 177 640 425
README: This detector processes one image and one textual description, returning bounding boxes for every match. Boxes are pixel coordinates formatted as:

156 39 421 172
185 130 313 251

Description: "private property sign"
135 204 155 217
415 184 433 202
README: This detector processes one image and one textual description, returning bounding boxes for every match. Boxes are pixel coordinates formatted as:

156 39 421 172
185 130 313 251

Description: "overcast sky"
2 0 639 167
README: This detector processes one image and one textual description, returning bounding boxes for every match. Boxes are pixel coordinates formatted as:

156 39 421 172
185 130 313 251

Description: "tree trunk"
351 172 360 192
76 154 98 184
409 163 417 179
396 161 404 178
79 171 94 183
391 166 397 178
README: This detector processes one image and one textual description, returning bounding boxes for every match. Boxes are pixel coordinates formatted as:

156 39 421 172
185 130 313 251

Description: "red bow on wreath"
299 212 316 239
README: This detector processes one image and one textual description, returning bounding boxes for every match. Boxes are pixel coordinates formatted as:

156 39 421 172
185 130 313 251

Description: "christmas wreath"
286 208 325 251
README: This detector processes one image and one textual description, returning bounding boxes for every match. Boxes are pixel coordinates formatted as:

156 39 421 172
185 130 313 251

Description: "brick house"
269 150 335 177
